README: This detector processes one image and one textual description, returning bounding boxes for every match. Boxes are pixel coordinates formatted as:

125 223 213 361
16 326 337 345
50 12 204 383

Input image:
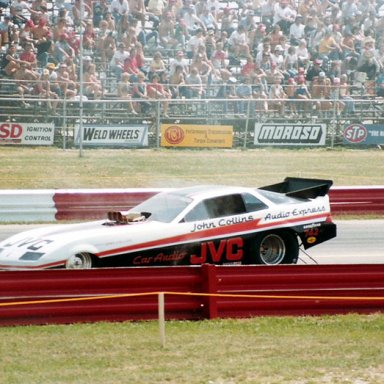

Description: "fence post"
201 264 218 319
158 292 166 348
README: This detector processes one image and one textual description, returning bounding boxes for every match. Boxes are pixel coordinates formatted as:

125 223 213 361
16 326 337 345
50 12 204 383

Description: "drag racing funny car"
0 178 337 269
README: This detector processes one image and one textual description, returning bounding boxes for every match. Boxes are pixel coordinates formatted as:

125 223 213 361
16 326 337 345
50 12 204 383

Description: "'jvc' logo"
5 237 53 251
190 237 243 264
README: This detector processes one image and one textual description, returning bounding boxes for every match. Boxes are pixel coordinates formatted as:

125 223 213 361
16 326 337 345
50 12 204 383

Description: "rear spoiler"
259 177 333 199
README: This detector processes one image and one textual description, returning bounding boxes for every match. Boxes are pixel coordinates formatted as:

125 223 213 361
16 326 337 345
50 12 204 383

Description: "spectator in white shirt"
186 28 205 59
169 50 189 76
185 67 203 98
200 8 218 32
183 5 206 35
273 0 296 35
271 44 285 69
260 0 275 29
228 25 250 58
10 0 37 26
289 15 305 46
341 0 359 24
110 0 129 25
109 42 129 79
296 39 310 68
207 0 220 16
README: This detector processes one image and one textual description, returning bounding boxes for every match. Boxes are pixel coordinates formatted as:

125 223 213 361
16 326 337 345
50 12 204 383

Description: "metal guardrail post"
62 98 67 150
155 100 161 149
330 100 337 148
243 99 251 150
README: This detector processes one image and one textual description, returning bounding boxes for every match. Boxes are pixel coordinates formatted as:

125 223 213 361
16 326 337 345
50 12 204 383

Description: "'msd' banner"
0 122 54 145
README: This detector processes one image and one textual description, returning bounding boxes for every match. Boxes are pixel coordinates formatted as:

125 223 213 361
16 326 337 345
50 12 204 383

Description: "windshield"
127 192 192 223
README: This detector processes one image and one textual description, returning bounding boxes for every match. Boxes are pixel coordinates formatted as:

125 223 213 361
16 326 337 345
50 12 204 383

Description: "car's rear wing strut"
259 177 333 199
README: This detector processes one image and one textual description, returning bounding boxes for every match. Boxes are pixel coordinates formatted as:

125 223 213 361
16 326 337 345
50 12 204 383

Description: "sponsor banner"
0 122 54 145
254 123 326 146
343 124 384 145
161 124 233 148
75 124 149 147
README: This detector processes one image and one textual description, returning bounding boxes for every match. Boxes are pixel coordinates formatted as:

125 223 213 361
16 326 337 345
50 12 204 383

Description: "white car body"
0 178 337 269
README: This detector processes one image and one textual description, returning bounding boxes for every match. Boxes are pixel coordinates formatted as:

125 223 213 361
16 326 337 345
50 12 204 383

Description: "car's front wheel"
253 231 299 265
65 252 93 269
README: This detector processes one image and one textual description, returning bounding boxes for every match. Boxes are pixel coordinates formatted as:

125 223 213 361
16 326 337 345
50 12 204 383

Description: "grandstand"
0 0 383 148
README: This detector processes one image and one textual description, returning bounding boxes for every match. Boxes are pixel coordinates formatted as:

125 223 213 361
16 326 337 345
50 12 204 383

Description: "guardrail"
0 187 383 222
0 190 57 222
0 264 383 326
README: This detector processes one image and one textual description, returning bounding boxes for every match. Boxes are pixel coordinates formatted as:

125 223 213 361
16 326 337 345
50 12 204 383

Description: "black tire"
252 231 299 265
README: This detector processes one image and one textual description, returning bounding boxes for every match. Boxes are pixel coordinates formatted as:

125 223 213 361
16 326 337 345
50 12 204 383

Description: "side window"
183 194 247 222
242 193 268 212
183 201 210 222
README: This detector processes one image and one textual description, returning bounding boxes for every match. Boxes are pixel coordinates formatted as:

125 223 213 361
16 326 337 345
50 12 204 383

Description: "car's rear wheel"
253 231 299 265
65 252 93 269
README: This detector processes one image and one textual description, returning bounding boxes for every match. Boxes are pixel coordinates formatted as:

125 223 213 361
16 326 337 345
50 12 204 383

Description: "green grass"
1 147 384 189
1 315 384 384
1 146 384 383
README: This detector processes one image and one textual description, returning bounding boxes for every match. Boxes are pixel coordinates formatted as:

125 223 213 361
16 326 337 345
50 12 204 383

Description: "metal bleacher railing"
0 76 383 149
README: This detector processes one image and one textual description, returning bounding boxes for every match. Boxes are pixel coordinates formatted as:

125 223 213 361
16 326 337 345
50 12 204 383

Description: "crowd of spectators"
1 0 384 115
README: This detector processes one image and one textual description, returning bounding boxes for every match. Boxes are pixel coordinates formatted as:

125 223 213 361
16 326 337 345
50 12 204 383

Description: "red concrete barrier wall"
52 187 384 221
53 189 164 220
1 187 382 222
1 264 383 326
329 187 384 214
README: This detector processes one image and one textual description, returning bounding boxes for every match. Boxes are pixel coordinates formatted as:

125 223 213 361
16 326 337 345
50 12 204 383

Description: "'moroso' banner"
161 124 233 148
254 123 326 146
